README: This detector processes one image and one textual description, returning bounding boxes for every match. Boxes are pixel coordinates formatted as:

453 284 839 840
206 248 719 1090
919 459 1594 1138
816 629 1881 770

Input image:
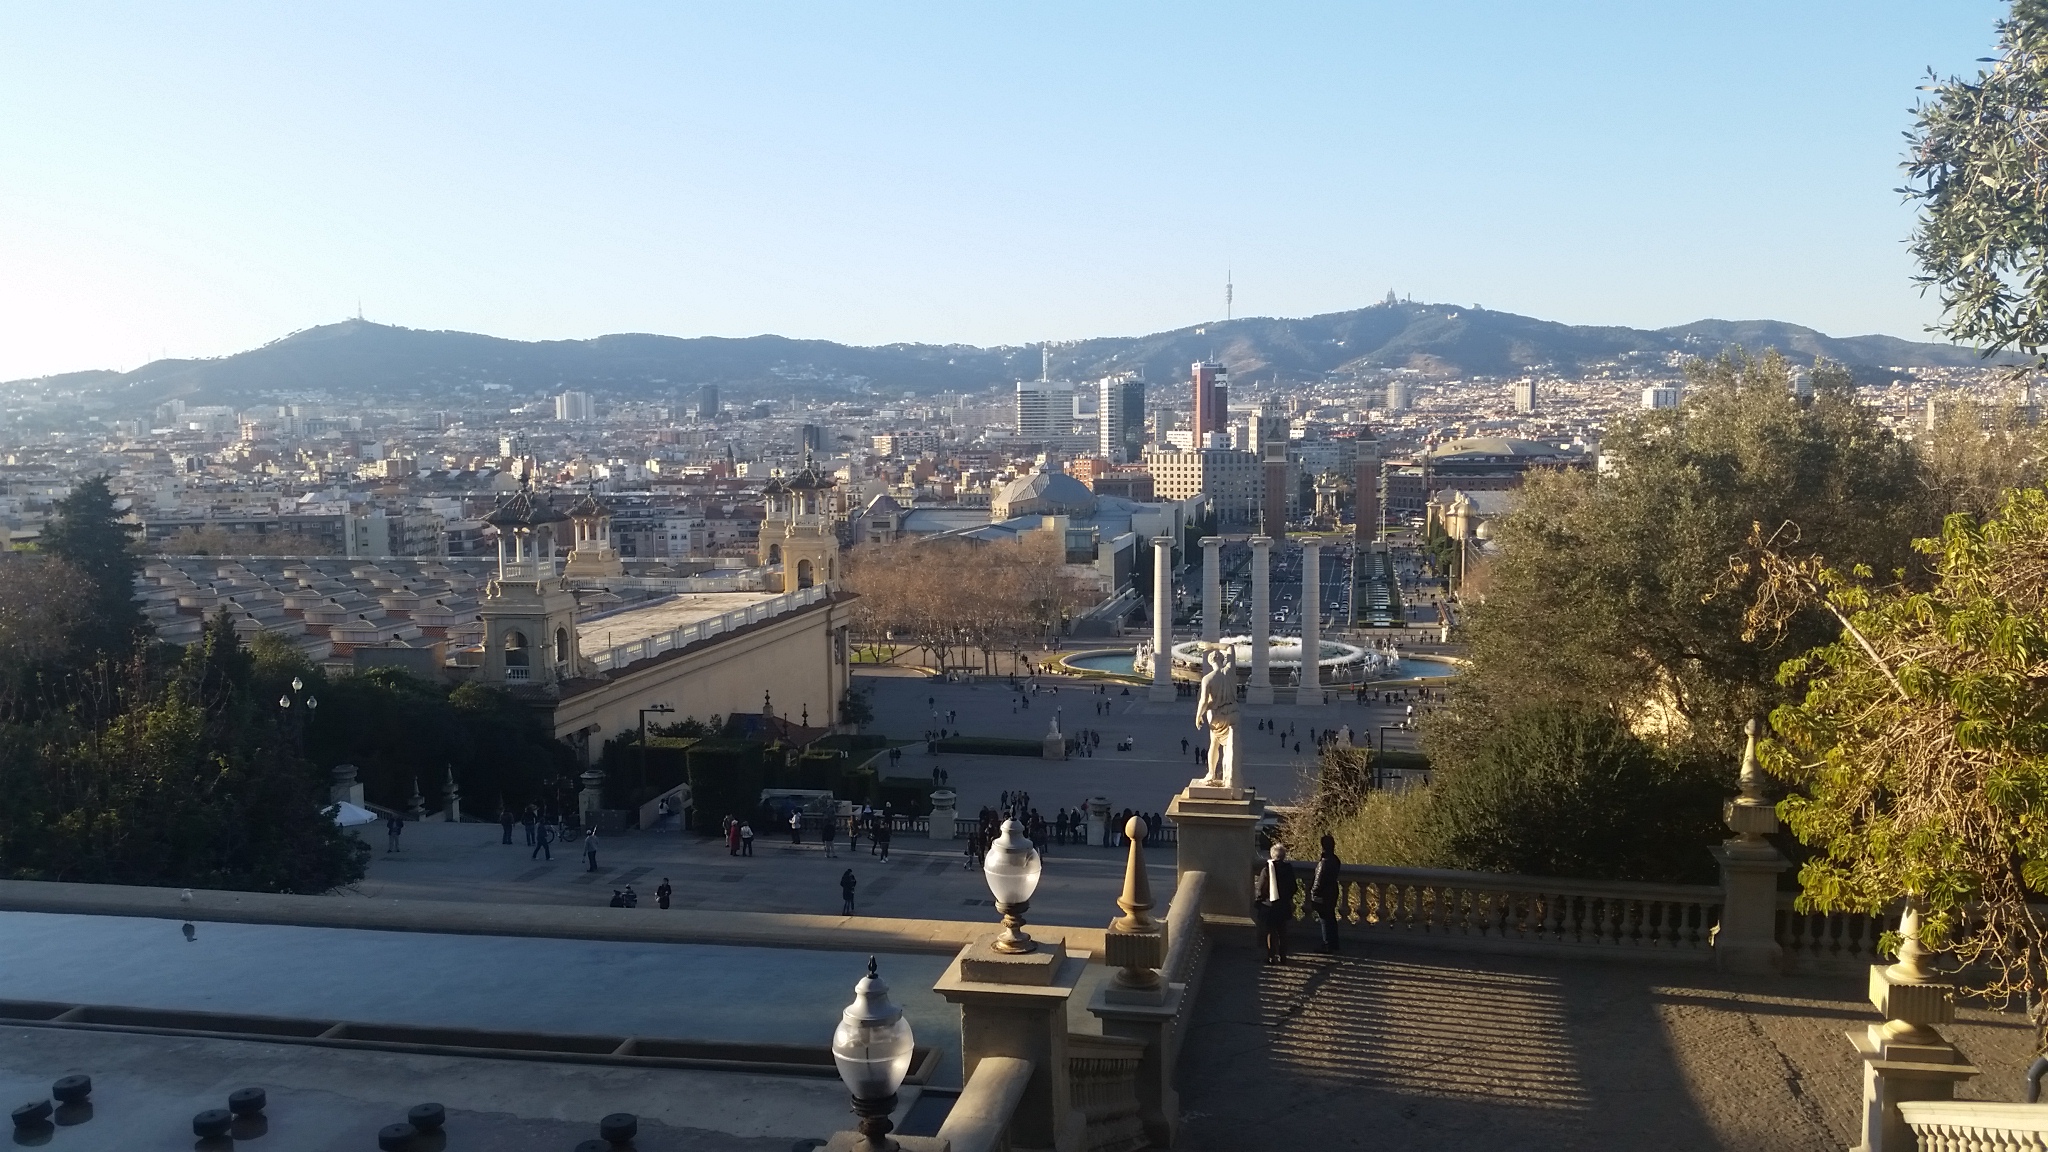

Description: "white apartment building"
555 391 595 422
1641 386 1681 410
1014 381 1071 442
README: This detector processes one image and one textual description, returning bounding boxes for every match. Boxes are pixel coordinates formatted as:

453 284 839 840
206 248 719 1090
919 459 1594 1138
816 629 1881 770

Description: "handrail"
1163 871 1208 987
1320 863 1722 956
937 1056 1035 1152
1343 863 1722 905
1901 1099 2048 1149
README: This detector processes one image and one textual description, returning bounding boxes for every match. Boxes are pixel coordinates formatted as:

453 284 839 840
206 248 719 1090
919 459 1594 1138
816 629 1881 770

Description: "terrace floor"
1180 933 2037 1151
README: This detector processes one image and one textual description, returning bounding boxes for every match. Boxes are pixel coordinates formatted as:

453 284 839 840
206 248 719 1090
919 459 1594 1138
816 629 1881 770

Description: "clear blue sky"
0 1 2010 380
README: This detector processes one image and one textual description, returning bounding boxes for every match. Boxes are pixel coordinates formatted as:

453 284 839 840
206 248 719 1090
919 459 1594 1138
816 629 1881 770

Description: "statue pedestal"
928 789 958 841
1042 730 1066 760
1166 785 1265 920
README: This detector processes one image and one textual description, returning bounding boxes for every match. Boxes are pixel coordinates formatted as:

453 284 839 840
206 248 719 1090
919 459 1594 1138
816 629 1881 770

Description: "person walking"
875 818 891 862
583 828 599 873
521 805 538 846
500 807 517 844
847 816 862 856
739 821 754 857
840 868 858 915
656 877 673 910
385 815 403 854
821 813 838 857
1253 843 1298 965
531 819 553 860
1310 834 1343 954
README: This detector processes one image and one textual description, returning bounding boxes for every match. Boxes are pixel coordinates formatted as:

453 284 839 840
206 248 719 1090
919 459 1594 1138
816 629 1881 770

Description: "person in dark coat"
840 869 858 915
531 820 552 860
1253 843 1298 965
1310 834 1343 953
500 807 516 844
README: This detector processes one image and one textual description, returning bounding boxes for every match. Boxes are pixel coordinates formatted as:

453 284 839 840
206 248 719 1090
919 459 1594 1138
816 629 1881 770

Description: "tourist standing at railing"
1310 834 1343 954
1254 843 1298 965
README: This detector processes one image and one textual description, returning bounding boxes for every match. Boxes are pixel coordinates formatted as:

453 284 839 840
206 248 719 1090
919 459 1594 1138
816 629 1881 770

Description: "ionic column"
1299 539 1323 706
1200 536 1222 643
1247 535 1273 705
1150 536 1175 702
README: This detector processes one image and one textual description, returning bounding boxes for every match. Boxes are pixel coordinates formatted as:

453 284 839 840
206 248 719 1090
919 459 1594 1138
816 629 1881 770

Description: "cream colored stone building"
1141 447 1262 526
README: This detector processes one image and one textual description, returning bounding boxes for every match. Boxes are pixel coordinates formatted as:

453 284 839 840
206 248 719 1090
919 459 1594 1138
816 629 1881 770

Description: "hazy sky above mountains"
0 2 2007 381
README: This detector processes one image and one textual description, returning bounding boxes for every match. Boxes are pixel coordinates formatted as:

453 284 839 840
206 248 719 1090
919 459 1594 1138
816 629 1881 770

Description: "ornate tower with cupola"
562 489 624 579
479 486 583 688
756 463 839 592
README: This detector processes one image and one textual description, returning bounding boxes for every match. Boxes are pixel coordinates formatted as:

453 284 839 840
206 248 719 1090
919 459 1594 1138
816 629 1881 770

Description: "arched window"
768 543 782 565
796 558 814 589
505 630 530 667
555 627 570 664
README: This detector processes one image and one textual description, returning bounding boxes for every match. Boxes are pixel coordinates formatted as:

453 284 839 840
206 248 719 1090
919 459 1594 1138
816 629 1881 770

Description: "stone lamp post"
983 817 1044 954
830 957 917 1152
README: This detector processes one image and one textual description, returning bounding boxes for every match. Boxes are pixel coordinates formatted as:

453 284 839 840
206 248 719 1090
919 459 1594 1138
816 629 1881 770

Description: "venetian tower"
758 461 839 592
479 485 582 688
562 489 624 579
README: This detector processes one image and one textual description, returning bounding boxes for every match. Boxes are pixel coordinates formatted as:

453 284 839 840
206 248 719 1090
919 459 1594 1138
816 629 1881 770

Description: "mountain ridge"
6 302 2013 410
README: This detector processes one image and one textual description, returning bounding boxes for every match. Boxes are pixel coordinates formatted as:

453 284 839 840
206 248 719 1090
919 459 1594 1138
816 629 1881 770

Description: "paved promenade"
1182 936 2037 1151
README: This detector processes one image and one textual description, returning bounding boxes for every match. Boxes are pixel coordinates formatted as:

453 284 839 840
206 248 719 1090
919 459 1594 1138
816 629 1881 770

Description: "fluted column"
1149 536 1175 702
1200 536 1222 643
1299 539 1323 706
1247 535 1273 705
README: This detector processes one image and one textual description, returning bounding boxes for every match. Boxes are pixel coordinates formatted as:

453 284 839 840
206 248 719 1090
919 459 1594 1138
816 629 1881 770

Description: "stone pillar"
1149 536 1175 702
1200 536 1222 643
1715 720 1788 974
329 763 364 807
579 767 606 827
928 789 958 841
1165 783 1265 921
935 939 1088 1152
442 770 461 823
1298 539 1323 706
1850 905 1978 1152
406 778 425 822
1086 796 1111 848
1091 816 1182 1147
1246 535 1273 705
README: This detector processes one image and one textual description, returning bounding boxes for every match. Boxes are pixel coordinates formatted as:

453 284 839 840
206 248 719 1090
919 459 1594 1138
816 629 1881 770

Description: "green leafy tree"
1750 489 2048 1032
0 612 367 891
1443 350 1928 757
1906 0 2048 363
37 475 142 661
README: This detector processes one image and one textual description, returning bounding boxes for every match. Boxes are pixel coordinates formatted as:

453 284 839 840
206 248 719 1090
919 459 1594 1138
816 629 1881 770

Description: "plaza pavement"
351 666 1441 926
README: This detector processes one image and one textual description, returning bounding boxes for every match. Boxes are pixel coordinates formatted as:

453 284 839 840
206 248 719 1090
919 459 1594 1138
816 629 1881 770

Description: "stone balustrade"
588 585 830 673
1068 1034 1148 1152
1900 1101 2048 1150
1776 896 1894 974
1296 864 1722 960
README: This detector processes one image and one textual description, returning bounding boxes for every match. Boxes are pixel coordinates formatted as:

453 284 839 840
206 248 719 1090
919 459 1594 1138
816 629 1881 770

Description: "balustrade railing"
1901 1101 2048 1151
588 584 829 673
1775 897 1893 974
1302 864 1722 960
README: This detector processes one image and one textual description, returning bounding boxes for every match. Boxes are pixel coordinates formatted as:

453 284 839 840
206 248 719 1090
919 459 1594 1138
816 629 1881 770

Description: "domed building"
989 461 1099 520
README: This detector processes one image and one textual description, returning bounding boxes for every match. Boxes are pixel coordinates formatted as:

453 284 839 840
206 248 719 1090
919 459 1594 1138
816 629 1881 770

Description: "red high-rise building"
1190 361 1229 444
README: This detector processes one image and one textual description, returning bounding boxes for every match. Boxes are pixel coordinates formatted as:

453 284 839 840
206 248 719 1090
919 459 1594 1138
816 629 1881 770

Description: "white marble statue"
1193 645 1240 791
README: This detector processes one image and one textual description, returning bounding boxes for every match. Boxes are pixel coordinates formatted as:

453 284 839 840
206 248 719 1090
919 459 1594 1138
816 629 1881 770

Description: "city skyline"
0 3 2009 381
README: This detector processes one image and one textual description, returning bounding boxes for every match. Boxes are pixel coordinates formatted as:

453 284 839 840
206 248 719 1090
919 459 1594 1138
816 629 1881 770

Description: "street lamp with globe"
983 815 1044 954
831 956 915 1152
